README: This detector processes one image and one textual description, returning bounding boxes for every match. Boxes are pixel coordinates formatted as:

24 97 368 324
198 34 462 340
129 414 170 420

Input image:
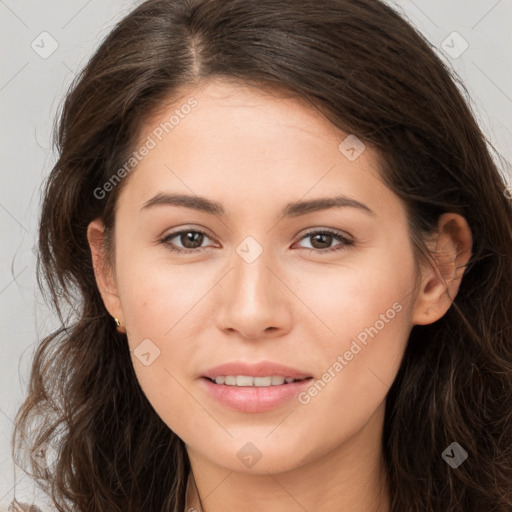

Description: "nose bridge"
215 234 291 338
231 235 276 307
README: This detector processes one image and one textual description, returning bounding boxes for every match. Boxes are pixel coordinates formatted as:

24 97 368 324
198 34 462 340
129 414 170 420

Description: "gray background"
1 0 511 509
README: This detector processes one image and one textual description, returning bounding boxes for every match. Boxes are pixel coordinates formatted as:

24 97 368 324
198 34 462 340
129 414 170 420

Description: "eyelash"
159 228 354 255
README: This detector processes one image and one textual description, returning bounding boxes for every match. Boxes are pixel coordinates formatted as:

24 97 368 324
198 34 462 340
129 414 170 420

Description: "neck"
185 402 390 512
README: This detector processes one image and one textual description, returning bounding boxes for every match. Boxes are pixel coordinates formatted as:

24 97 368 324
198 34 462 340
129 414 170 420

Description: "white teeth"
212 375 301 387
236 375 254 387
254 376 272 387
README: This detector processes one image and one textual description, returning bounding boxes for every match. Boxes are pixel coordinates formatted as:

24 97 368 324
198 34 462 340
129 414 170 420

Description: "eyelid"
160 224 214 240
294 226 354 242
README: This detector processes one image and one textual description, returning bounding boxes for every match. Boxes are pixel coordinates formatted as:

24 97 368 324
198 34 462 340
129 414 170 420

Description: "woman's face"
95 78 427 474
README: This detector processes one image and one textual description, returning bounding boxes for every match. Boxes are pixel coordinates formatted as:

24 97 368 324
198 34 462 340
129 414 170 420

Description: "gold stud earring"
114 317 126 333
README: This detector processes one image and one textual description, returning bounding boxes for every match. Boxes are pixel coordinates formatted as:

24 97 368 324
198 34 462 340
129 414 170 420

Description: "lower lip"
200 377 313 413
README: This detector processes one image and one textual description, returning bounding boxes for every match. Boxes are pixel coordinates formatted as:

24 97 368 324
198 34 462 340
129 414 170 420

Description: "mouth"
199 372 313 414
205 375 311 387
200 362 313 413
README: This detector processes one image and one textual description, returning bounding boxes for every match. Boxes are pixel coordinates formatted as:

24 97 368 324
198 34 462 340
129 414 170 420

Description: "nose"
215 244 293 341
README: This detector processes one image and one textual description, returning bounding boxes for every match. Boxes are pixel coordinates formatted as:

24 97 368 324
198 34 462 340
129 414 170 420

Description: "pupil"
312 233 331 249
183 231 203 248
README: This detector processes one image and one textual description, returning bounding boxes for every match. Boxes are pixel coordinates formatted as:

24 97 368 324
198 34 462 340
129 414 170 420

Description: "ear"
412 213 472 326
87 218 124 324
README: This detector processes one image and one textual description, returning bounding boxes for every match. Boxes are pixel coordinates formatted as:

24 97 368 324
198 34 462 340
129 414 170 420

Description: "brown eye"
161 229 213 253
179 231 205 249
309 232 334 249
296 229 354 253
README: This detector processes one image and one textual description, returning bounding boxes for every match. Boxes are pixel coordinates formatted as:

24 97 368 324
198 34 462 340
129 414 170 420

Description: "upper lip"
202 361 312 380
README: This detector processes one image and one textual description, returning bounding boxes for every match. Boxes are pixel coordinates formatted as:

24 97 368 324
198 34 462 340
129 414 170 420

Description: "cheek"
291 246 416 435
115 259 213 438
295 241 416 355
118 258 211 352
115 249 216 381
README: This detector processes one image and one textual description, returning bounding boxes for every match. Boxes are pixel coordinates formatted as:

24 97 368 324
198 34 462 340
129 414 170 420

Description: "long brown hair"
12 0 512 510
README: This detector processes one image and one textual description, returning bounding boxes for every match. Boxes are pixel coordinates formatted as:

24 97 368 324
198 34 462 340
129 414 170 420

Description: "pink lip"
200 378 312 413
200 361 313 413
202 361 311 380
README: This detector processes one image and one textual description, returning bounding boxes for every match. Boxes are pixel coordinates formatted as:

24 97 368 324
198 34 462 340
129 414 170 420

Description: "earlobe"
412 213 472 326
87 218 123 323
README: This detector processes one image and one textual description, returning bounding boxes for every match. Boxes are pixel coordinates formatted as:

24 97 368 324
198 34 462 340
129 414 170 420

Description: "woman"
11 0 512 511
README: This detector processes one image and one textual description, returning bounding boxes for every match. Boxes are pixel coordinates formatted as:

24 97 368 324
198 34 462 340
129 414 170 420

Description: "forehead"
142 77 346 151
116 78 394 221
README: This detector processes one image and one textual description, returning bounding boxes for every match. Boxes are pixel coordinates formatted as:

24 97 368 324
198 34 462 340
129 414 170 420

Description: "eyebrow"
141 192 375 218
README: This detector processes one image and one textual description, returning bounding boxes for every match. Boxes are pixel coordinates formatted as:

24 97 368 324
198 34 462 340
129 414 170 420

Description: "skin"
88 77 472 512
